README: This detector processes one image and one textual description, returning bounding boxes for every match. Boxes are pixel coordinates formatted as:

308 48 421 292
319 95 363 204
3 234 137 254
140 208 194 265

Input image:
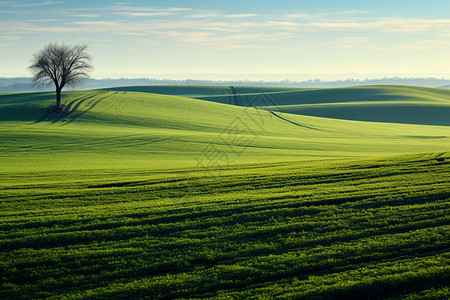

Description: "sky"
1 0 450 80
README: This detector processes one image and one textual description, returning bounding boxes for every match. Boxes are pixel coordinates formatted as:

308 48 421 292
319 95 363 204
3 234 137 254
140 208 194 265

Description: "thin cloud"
34 18 60 22
266 21 300 31
0 35 22 40
186 12 219 19
71 14 99 18
400 40 450 50
113 6 192 12
71 21 121 26
267 21 299 27
333 37 379 49
162 30 293 49
3 6 450 53
117 12 175 17
203 27 239 32
6 15 450 36
186 12 259 19
11 1 62 7
173 31 215 43
119 32 148 36
26 26 78 33
203 21 262 29
307 18 450 32
224 14 259 18
338 10 369 15
287 13 309 18
339 37 369 42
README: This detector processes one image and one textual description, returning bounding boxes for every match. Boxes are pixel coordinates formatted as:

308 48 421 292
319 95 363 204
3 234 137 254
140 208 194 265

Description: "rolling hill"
105 85 450 126
1 87 449 173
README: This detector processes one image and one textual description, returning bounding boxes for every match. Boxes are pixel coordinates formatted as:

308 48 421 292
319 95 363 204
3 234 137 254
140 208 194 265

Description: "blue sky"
1 0 450 79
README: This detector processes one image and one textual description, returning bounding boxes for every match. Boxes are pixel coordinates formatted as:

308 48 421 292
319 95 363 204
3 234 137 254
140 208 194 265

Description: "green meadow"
1 85 449 299
107 85 450 125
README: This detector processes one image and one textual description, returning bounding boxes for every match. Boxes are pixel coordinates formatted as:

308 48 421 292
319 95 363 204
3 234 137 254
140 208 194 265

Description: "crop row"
1 153 449 299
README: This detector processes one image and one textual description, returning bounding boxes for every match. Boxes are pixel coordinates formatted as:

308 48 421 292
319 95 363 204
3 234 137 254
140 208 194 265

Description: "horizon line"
2 74 450 81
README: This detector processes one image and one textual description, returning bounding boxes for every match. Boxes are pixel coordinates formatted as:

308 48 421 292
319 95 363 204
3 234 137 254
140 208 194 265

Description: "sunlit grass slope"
1 153 449 299
104 85 305 105
1 89 449 173
106 85 450 125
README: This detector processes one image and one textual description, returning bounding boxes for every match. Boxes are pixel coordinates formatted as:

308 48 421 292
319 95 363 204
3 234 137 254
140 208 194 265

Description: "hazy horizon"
2 73 450 82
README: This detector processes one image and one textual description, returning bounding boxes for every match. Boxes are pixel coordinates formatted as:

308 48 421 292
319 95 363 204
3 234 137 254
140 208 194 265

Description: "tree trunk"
56 89 61 109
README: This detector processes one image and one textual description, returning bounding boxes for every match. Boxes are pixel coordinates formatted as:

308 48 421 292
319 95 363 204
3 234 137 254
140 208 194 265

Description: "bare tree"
29 43 93 109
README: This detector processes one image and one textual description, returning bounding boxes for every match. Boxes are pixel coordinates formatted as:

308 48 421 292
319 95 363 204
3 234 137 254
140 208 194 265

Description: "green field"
2 86 450 172
106 85 450 125
1 85 449 299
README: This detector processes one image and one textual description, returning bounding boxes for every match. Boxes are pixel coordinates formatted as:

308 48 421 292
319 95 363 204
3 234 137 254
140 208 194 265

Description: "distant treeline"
1 77 450 92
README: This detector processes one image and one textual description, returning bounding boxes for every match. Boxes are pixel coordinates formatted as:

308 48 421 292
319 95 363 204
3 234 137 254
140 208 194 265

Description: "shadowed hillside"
105 85 450 126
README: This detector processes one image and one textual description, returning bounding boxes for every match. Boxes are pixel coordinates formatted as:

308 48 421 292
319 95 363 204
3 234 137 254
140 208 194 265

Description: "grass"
1 88 449 172
1 86 449 299
1 153 449 299
106 85 450 125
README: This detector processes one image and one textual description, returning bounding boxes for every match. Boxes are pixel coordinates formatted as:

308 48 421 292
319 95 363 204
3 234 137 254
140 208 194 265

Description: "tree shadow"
35 91 115 125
